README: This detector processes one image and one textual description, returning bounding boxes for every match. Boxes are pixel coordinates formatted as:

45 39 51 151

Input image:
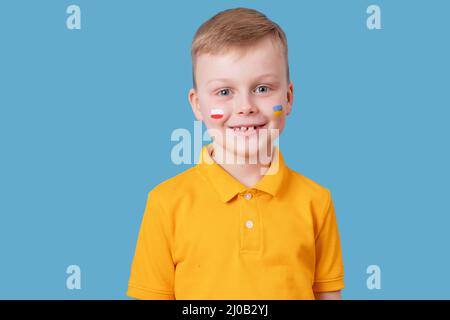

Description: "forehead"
195 37 286 86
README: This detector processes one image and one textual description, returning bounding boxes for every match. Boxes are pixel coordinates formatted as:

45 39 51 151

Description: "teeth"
230 124 264 132
232 126 255 132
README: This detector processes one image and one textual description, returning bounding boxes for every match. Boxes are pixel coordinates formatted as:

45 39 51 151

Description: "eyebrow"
207 73 279 85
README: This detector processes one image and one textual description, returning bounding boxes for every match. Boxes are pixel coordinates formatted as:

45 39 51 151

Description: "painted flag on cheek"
210 108 224 119
272 105 283 116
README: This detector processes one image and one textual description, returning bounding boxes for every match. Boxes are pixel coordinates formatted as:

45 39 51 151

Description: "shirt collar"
196 144 287 203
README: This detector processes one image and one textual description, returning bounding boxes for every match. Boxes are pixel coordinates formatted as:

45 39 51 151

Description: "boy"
127 7 344 300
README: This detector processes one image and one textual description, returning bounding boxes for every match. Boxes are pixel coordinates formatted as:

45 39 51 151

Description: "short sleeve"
127 190 176 300
312 189 345 293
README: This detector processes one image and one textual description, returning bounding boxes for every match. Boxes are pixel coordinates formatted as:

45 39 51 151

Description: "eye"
217 88 231 96
255 85 270 94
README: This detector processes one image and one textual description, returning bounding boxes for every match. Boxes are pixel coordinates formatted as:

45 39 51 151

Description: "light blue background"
0 0 449 299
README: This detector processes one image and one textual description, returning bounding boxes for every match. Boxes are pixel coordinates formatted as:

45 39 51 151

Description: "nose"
234 93 258 116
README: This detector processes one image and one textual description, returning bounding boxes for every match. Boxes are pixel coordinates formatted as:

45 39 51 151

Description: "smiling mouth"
226 123 268 135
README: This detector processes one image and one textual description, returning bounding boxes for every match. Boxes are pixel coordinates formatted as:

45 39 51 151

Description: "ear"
285 81 294 116
188 88 204 121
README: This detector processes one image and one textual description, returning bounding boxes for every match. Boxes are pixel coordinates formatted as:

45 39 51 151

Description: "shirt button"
244 193 252 200
245 220 254 229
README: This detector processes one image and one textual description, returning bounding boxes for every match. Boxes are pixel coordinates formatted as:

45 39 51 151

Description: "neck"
209 143 274 188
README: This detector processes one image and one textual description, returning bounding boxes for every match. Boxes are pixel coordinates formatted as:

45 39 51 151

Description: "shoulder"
284 168 336 234
285 167 331 199
146 165 206 207
284 167 332 215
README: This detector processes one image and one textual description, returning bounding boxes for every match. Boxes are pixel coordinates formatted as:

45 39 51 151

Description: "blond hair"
191 7 289 88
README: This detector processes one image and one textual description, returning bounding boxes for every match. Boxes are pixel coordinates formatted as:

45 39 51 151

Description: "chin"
232 145 260 160
229 138 272 163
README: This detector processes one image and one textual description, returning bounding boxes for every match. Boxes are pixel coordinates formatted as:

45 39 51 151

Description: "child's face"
189 36 294 161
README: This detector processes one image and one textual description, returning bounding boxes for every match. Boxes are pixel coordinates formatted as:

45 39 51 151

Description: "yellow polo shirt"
127 144 345 300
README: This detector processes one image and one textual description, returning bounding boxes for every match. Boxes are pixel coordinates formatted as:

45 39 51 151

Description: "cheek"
197 94 229 126
264 103 286 122
202 105 230 128
265 103 288 135
275 116 287 133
